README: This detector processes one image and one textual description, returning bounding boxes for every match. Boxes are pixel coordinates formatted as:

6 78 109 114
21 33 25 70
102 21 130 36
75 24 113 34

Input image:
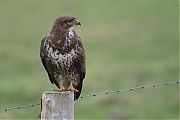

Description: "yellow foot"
54 85 65 92
68 82 78 92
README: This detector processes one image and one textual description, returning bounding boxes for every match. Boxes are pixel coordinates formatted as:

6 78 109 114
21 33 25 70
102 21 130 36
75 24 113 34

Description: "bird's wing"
40 36 60 88
74 36 86 100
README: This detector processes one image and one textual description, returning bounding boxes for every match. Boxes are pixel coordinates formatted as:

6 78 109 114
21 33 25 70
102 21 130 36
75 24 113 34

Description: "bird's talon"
68 82 79 92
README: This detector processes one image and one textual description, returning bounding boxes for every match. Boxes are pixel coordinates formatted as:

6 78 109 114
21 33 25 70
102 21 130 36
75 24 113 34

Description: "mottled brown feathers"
40 15 86 100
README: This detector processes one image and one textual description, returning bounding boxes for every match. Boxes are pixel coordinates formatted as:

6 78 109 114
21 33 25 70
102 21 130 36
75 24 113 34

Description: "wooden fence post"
40 91 74 120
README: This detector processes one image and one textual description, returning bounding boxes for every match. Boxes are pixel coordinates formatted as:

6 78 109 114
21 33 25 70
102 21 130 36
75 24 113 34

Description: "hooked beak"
76 19 81 26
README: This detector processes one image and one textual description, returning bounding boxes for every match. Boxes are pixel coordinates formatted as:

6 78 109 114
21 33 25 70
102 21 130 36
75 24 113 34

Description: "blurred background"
0 0 179 119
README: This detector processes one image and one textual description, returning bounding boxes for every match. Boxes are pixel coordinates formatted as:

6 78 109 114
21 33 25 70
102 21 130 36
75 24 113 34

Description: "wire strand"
0 80 179 113
0 103 41 112
80 80 179 99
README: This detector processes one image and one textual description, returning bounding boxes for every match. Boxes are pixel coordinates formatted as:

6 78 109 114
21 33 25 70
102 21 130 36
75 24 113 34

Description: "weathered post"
41 91 74 120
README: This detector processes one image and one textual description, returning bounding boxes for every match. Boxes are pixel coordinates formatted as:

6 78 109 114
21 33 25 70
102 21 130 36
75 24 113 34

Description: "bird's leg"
68 82 78 92
54 84 65 91
59 85 65 91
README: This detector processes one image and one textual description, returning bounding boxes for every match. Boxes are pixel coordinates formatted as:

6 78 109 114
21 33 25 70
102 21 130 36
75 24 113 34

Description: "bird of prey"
40 15 86 100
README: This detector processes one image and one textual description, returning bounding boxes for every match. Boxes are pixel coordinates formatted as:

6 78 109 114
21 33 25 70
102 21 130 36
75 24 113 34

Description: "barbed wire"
0 80 179 113
80 80 179 99
0 103 40 113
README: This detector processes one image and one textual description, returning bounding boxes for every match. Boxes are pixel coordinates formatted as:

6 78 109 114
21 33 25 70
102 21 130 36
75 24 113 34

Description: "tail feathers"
74 81 83 101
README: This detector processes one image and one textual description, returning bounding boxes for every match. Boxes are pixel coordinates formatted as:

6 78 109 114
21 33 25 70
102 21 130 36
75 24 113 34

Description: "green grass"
0 0 179 119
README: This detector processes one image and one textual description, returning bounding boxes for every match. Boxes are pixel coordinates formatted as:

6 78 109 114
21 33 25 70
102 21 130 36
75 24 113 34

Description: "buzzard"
40 15 86 100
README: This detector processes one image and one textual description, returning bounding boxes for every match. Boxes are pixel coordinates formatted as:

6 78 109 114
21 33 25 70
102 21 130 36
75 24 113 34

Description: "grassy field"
0 0 179 119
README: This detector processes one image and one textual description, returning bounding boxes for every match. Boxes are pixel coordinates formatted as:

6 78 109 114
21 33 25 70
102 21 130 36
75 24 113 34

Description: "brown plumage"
40 15 86 100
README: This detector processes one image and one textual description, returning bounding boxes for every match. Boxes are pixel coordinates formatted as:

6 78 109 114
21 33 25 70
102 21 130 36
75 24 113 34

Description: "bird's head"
52 15 81 33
